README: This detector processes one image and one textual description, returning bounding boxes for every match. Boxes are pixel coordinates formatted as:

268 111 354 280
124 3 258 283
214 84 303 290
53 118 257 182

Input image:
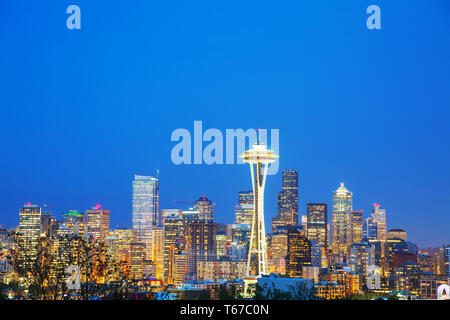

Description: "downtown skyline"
1 1 450 248
2 166 448 250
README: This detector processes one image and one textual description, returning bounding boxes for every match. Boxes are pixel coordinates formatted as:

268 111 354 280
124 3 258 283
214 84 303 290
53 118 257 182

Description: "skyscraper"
331 183 352 258
286 227 311 277
444 245 450 276
307 203 328 249
235 191 254 226
185 222 217 280
240 142 278 277
163 214 184 283
193 196 214 223
18 204 42 269
132 174 159 259
272 170 299 232
372 204 387 242
350 210 363 244
86 206 110 242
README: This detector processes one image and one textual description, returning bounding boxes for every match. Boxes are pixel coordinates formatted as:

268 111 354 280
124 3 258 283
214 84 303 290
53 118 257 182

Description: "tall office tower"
172 253 188 284
235 191 254 226
301 215 308 234
349 242 370 275
307 203 328 248
216 232 228 259
130 242 145 279
152 226 164 280
286 227 312 277
18 204 42 269
444 245 450 276
372 204 387 242
272 170 299 232
108 228 135 269
350 210 363 244
387 229 407 241
41 208 56 238
132 175 159 259
193 196 214 223
240 142 278 277
270 231 288 260
185 222 217 280
163 214 184 283
61 210 85 237
331 183 353 259
86 206 110 242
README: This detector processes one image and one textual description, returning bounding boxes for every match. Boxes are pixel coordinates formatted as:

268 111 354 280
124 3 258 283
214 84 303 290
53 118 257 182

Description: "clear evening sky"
1 1 449 247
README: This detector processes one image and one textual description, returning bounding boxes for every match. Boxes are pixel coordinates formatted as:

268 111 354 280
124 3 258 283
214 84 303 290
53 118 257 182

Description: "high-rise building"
130 242 145 279
444 245 450 276
185 222 217 280
372 204 387 242
62 210 85 237
363 216 377 241
348 242 370 276
18 204 42 269
240 142 278 277
235 191 254 226
350 210 363 244
387 229 407 242
272 170 299 232
163 214 184 283
193 196 214 223
331 183 352 258
86 206 110 242
286 227 311 277
132 175 159 259
152 226 164 280
307 203 328 249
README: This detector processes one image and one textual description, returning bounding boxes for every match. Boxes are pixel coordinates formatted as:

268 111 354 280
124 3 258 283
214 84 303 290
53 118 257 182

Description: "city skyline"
3 170 448 250
2 1 450 249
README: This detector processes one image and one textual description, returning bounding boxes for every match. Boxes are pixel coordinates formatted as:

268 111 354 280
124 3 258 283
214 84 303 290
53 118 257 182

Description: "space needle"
240 133 279 296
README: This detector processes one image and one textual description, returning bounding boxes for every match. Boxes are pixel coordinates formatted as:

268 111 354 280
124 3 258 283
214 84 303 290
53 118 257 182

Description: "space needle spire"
240 131 279 279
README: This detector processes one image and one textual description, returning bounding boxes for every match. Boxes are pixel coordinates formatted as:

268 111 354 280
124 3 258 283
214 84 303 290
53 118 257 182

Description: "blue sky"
1 1 449 247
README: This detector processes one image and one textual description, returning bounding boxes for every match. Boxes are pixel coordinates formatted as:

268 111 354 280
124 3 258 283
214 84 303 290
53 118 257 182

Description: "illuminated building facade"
185 222 217 280
372 204 387 242
18 204 42 269
193 196 214 223
331 183 352 258
62 210 85 237
86 206 110 242
235 191 254 226
348 242 370 276
130 242 145 279
272 170 299 232
387 229 407 241
306 203 328 249
152 226 164 280
132 174 159 259
286 227 311 277
350 210 363 244
197 260 246 281
163 214 184 283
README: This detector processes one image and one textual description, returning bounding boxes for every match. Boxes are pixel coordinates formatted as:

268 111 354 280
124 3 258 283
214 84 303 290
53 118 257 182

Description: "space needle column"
240 142 279 279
